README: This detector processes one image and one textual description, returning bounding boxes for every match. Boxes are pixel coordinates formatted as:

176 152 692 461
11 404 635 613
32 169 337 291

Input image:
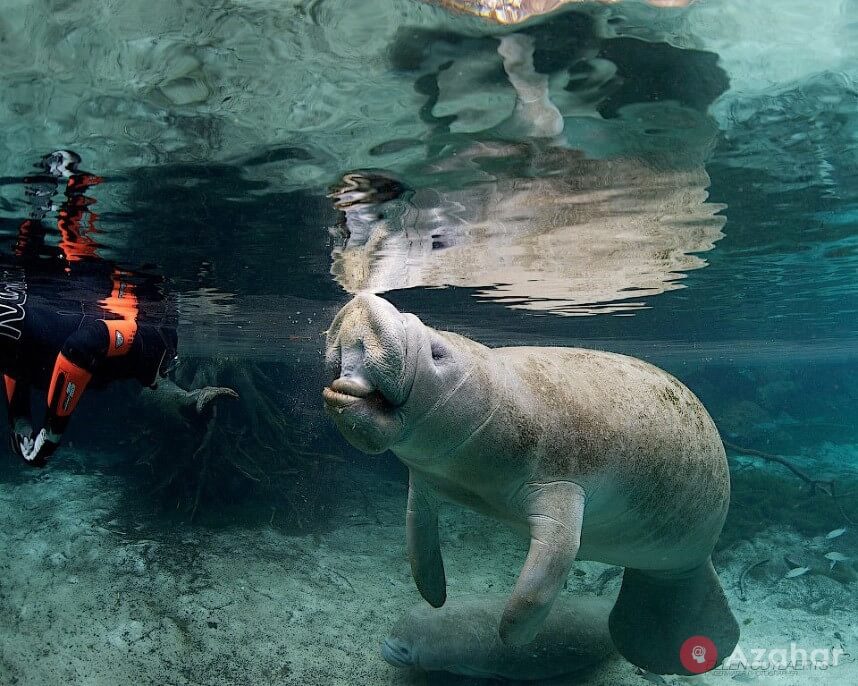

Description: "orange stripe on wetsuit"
47 353 93 418
45 271 138 419
3 375 15 404
100 269 138 357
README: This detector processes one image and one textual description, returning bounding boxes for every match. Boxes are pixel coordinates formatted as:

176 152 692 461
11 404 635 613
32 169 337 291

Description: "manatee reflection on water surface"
330 12 726 316
330 141 725 316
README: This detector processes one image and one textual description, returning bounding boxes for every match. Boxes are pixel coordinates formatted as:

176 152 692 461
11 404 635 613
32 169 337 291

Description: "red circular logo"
680 635 718 674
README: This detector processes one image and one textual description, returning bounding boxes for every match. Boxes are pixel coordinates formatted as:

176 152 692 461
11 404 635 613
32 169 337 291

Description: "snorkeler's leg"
24 320 107 466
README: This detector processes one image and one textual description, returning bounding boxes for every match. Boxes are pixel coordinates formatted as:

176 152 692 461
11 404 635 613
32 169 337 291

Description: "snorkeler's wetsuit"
0 267 177 466
1 151 177 467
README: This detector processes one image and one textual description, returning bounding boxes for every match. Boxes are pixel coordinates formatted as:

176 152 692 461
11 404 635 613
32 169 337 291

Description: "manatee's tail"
608 558 739 675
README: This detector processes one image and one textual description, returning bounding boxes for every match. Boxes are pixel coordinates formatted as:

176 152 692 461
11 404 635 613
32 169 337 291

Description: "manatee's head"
323 293 468 454
380 635 418 669
381 602 493 675
381 604 462 671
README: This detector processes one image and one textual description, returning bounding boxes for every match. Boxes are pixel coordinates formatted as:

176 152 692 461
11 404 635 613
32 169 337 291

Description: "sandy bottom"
0 458 855 686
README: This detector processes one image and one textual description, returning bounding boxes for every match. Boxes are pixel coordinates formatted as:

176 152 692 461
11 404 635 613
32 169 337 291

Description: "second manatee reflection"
323 293 738 676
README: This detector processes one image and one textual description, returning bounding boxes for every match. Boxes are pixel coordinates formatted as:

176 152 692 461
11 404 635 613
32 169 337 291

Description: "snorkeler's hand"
21 428 60 468
191 386 239 415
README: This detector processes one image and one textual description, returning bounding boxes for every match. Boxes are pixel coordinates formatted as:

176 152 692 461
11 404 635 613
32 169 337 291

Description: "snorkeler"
2 150 236 467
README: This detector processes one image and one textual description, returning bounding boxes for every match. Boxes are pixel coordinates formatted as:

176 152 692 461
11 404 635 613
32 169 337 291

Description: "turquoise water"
0 1 856 684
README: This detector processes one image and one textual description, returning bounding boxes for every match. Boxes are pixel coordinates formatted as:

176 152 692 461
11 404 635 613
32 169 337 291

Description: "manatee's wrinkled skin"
382 594 615 680
323 293 738 675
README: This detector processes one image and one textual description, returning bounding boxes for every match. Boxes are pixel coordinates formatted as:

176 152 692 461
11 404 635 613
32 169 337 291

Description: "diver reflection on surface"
1 151 236 468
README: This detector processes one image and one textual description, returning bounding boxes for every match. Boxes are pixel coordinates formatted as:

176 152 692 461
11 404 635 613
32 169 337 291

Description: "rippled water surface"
1 1 857 685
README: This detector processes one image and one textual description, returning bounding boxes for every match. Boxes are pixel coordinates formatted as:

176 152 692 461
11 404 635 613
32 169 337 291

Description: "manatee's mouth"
380 637 415 668
322 377 394 413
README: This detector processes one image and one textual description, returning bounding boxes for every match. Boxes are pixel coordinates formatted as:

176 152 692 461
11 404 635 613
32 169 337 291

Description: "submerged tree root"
724 441 836 495
724 440 855 525
135 357 337 526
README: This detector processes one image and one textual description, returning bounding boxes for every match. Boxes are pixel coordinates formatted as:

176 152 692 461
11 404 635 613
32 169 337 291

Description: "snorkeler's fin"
608 558 739 675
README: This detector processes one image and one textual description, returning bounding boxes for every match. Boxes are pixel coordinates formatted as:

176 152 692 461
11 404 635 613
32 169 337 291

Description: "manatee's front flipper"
140 378 238 422
609 558 740 675
191 386 240 415
406 473 446 607
499 481 585 645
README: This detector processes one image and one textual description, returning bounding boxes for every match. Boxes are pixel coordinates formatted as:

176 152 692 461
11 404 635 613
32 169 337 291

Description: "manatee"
323 293 739 675
382 594 615 680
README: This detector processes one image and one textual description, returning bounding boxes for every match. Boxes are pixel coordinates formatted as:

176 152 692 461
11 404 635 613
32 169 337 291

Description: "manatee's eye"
430 339 449 362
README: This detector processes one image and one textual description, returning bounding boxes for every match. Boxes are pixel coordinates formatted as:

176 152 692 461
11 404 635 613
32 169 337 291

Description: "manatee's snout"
323 338 377 409
380 637 417 668
324 293 407 402
323 293 413 453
